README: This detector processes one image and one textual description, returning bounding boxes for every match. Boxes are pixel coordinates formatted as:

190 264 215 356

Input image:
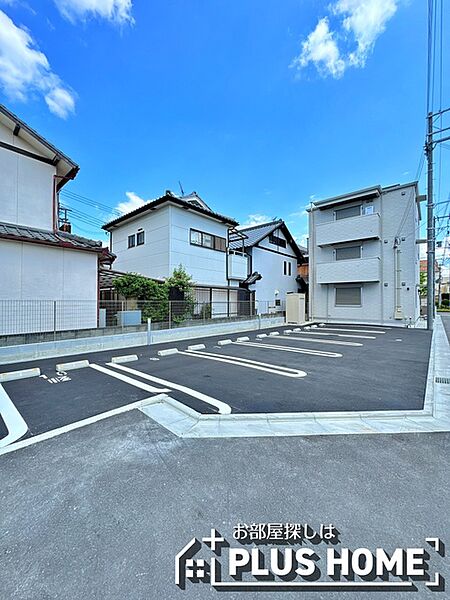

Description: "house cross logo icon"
175 525 446 592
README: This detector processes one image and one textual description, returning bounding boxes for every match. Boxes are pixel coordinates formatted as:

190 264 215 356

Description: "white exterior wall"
110 204 230 286
110 206 170 279
309 184 420 326
0 122 56 230
0 240 98 334
248 228 299 306
169 206 229 286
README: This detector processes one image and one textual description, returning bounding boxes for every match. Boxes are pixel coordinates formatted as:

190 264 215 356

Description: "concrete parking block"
236 336 250 342
269 331 280 336
256 333 267 338
55 360 89 372
156 348 179 357
217 339 232 346
0 367 41 383
111 355 139 364
187 344 206 351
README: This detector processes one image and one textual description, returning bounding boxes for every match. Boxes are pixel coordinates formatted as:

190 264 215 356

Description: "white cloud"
295 232 309 249
115 191 147 215
291 18 345 78
0 10 76 117
238 214 273 228
54 0 134 24
292 0 399 78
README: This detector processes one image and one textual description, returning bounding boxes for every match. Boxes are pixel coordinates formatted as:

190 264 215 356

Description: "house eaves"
0 104 79 190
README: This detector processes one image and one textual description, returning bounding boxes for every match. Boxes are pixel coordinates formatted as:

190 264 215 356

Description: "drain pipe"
393 237 403 320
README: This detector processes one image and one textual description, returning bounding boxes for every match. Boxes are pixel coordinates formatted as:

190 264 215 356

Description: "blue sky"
0 0 449 251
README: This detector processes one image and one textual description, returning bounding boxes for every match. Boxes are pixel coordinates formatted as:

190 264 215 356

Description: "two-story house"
0 104 106 335
229 219 306 309
102 191 251 317
308 182 422 326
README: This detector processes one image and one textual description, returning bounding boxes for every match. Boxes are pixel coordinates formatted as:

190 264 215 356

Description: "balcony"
316 257 381 284
316 213 381 246
228 250 248 280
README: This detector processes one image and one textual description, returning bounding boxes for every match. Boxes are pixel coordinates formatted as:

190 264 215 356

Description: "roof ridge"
233 219 283 234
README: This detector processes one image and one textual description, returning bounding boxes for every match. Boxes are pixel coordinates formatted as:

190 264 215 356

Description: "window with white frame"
335 286 362 306
335 245 361 261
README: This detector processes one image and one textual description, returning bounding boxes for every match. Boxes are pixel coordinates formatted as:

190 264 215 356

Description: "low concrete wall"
0 316 284 365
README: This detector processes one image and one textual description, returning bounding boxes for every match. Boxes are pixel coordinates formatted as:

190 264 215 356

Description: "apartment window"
128 234 136 248
269 233 287 248
190 229 226 252
136 230 145 246
335 205 361 220
335 286 362 306
283 260 292 276
335 245 361 261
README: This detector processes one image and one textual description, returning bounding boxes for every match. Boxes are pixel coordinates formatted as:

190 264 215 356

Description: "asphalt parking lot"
0 413 448 600
0 323 432 443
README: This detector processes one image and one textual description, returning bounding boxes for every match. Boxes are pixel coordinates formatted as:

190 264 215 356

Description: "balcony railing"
316 257 381 284
315 213 381 246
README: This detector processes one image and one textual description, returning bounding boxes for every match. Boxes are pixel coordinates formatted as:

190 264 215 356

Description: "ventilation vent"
435 376 450 384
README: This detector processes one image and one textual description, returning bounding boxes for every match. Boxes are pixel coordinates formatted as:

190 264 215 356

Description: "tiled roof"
103 192 238 229
229 220 283 250
0 221 103 252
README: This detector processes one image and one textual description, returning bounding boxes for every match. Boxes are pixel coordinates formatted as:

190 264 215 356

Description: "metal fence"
0 299 286 345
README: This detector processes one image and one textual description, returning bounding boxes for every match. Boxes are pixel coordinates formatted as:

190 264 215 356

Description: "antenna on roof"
178 181 185 197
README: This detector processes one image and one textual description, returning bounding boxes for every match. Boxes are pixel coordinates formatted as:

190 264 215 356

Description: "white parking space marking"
233 341 342 358
277 335 362 347
180 350 306 378
0 395 167 457
107 363 232 415
294 331 376 340
89 364 171 394
319 327 386 334
0 384 28 448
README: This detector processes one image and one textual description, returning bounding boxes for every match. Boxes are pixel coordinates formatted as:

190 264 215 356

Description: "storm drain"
435 376 450 384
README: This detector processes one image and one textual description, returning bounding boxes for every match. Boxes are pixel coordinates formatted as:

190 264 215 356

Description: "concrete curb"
0 367 41 383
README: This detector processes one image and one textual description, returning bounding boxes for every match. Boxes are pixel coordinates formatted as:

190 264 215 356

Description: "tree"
165 265 195 323
113 273 169 322
419 271 427 297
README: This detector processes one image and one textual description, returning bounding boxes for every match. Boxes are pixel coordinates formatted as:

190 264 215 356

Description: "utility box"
286 293 306 324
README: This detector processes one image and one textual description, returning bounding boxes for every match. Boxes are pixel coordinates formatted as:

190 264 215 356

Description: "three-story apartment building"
308 182 422 326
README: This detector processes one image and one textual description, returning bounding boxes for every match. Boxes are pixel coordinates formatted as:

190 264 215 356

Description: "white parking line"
89 364 171 394
233 341 342 358
180 350 306 378
107 362 232 415
319 327 386 334
277 335 362 347
293 331 376 339
0 384 28 448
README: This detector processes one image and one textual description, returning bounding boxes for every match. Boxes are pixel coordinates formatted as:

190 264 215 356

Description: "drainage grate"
435 376 450 384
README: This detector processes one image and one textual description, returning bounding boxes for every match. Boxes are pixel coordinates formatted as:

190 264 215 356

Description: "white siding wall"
0 122 56 230
0 240 98 334
169 206 229 286
110 207 170 279
110 204 230 286
309 185 420 325
249 228 298 305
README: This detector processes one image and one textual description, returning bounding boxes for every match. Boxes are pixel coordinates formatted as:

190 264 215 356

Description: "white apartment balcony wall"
316 213 381 246
316 257 381 284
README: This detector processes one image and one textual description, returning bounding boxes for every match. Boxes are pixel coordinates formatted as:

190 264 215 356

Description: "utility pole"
425 106 450 330
426 111 435 330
